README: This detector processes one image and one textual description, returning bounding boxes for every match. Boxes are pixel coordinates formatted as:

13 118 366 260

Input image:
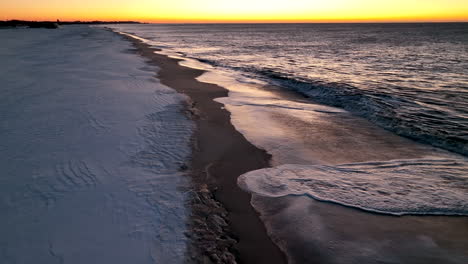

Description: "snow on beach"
0 26 193 263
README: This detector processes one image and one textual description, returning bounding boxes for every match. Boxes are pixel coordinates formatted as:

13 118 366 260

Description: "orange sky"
1 0 468 22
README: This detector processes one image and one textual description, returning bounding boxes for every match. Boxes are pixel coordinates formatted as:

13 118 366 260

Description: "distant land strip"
0 20 141 29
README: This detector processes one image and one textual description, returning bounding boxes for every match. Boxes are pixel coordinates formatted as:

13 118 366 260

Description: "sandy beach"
118 32 287 263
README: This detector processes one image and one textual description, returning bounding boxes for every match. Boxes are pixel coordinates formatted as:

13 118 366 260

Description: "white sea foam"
239 159 468 215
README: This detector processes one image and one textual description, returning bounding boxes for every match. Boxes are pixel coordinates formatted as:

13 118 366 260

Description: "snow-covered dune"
0 26 193 263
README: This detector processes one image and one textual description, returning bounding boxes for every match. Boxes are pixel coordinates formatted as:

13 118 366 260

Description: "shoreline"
111 27 468 263
115 31 287 263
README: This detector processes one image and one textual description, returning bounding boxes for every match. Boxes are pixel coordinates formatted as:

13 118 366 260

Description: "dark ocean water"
113 23 468 155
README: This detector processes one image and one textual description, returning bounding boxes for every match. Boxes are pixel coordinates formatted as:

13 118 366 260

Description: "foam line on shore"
239 158 468 216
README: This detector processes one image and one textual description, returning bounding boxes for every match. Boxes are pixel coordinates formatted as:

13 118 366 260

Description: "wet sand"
236 88 468 263
116 33 286 263
253 195 468 264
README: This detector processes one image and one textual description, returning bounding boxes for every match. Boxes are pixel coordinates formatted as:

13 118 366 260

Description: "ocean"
110 23 468 156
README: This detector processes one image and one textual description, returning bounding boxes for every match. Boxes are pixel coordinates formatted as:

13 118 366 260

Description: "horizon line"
3 19 468 24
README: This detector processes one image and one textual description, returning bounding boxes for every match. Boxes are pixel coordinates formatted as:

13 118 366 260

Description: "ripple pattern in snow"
0 26 193 264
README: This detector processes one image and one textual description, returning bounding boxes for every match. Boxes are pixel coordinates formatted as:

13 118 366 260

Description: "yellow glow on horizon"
1 0 468 22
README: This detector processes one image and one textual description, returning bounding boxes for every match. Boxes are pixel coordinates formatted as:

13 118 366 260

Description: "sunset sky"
1 0 468 22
